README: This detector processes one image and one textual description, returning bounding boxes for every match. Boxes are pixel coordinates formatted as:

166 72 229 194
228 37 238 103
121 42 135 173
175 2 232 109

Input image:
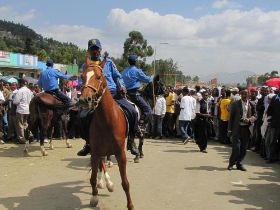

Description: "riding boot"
77 143 90 156
127 136 139 156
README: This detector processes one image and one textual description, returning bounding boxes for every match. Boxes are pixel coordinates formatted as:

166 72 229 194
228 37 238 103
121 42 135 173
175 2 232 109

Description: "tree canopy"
0 20 86 66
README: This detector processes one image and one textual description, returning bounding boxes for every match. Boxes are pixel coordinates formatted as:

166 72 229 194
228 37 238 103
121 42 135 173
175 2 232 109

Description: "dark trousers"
218 120 230 144
229 126 250 167
254 121 263 151
46 89 71 104
113 92 138 142
195 117 208 151
128 92 151 123
152 114 163 137
163 112 175 137
265 127 280 161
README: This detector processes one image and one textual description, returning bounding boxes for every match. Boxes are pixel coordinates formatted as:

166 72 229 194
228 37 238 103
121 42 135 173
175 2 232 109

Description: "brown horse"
79 55 134 210
27 92 72 156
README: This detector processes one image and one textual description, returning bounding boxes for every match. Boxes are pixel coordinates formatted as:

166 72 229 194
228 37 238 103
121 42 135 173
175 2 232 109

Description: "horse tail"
28 97 40 129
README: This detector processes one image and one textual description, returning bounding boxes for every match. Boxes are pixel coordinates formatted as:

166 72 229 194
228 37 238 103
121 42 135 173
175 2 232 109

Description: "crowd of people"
148 85 280 170
0 75 80 145
0 38 279 171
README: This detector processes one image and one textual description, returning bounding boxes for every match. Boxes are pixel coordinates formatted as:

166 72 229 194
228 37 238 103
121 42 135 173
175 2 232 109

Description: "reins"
82 64 107 111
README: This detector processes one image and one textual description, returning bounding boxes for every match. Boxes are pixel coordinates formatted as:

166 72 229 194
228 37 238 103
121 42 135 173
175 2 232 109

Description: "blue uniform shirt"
122 65 153 90
79 58 124 93
38 67 72 91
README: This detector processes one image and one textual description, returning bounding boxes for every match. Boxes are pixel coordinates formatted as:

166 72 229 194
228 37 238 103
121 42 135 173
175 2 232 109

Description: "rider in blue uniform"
122 55 153 124
77 39 139 156
38 59 75 106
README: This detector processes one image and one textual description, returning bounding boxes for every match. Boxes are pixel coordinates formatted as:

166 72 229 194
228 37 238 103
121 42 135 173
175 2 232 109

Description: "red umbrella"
265 78 280 88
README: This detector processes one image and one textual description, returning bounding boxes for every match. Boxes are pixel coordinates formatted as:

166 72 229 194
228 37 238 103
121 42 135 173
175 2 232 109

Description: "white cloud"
2 5 280 76
212 0 231 9
0 6 35 22
105 8 280 75
38 24 104 49
212 0 241 9
108 8 197 40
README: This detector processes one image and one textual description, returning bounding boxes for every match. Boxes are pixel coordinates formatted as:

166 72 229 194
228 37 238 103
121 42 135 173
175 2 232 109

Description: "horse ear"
100 51 108 69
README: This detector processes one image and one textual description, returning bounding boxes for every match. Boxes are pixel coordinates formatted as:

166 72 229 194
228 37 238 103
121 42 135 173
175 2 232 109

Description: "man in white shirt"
152 94 166 139
179 87 195 144
13 79 33 144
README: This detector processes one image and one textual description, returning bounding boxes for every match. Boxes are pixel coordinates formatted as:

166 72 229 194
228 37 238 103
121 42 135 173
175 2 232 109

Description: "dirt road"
0 138 279 210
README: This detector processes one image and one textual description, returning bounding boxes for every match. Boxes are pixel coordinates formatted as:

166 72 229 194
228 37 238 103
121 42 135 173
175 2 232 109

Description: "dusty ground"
0 138 279 210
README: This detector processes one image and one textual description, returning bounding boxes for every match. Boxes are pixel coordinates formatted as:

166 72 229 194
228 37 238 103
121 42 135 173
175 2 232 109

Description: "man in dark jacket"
228 90 256 171
266 91 280 163
253 86 268 152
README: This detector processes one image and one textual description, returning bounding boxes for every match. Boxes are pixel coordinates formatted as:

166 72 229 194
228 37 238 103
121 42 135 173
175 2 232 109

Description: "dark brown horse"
79 55 134 210
27 92 72 156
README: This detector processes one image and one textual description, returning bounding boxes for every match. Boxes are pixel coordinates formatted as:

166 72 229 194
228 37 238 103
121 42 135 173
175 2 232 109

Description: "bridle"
82 64 106 110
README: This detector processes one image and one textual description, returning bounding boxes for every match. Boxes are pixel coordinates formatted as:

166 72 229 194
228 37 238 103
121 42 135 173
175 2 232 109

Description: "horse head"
142 75 167 107
79 54 108 110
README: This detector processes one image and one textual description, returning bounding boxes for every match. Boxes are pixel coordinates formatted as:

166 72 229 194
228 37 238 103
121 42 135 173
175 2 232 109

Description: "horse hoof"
107 161 114 168
67 143 72 148
106 182 114 192
140 153 144 158
50 145 54 150
134 157 140 163
90 196 99 207
23 149 28 154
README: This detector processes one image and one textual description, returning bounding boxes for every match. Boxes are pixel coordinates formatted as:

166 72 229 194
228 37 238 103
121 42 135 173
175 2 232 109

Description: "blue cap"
46 59 54 67
88 39 102 49
128 55 138 62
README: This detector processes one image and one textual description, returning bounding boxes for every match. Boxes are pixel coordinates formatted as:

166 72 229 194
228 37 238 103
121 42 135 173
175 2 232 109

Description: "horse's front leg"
97 158 105 189
90 155 100 207
101 158 114 192
115 151 134 210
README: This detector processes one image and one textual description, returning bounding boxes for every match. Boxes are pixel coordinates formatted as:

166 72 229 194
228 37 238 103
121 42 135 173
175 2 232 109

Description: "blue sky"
1 0 280 77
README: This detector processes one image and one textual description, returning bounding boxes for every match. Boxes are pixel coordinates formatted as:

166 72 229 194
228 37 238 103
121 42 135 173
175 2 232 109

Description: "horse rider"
77 38 139 156
38 59 76 106
121 55 153 124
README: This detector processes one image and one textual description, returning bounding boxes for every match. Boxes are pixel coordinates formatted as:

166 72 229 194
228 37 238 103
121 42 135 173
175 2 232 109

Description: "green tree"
270 70 278 78
193 76 199 82
185 75 192 81
121 31 154 72
152 58 178 85
24 38 36 54
257 72 270 85
0 38 8 51
37 49 48 61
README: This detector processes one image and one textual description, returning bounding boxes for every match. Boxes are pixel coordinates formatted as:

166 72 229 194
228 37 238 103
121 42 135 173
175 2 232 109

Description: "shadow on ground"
0 181 106 210
215 181 280 210
213 143 280 210
0 143 42 158
184 166 227 171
